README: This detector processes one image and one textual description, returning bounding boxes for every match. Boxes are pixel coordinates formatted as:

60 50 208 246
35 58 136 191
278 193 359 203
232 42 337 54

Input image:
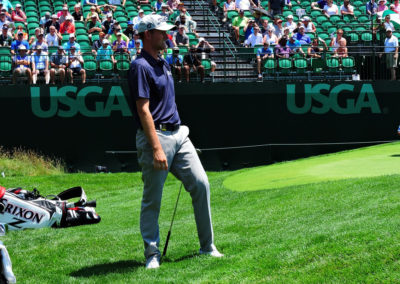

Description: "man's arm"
136 98 168 171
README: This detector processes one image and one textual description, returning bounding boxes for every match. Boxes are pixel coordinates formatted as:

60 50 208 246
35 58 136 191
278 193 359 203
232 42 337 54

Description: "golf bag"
0 186 101 231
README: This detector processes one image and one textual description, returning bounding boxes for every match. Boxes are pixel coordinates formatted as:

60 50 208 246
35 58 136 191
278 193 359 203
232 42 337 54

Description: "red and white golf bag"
0 186 101 231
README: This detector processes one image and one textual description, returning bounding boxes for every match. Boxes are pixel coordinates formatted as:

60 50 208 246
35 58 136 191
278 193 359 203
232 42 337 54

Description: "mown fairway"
1 143 400 283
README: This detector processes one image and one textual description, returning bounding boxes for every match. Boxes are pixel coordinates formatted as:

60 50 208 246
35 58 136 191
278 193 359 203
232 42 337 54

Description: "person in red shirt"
60 16 76 34
11 4 26 22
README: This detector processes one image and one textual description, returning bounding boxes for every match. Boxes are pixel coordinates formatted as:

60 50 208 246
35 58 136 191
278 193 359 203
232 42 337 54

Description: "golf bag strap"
0 187 5 199
56 187 86 201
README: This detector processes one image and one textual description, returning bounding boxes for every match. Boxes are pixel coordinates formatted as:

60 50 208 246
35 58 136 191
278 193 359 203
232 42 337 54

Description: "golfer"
128 15 223 269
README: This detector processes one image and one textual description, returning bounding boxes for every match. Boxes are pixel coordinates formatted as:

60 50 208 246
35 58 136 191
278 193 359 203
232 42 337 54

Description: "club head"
196 148 202 155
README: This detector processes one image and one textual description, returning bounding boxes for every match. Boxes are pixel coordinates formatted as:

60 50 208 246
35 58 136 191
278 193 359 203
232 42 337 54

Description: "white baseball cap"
137 14 175 33
102 39 110 44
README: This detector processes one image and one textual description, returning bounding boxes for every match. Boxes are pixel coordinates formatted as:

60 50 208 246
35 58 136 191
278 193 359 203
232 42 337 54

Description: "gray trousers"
136 125 214 259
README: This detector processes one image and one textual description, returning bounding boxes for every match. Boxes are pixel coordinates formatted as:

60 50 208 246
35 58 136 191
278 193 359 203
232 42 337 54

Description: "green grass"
1 144 400 282
224 142 400 191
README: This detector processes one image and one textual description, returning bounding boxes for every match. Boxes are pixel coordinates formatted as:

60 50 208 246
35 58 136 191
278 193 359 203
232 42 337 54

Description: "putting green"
224 142 400 192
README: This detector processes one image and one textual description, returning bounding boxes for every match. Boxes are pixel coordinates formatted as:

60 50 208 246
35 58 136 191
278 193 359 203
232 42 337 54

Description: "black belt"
155 123 180 131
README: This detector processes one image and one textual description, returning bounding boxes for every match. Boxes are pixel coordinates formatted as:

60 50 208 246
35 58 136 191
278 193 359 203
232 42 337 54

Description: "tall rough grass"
0 147 65 177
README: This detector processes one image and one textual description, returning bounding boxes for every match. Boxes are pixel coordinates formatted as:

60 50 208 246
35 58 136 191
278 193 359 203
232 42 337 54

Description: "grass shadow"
69 260 143 277
390 154 400 157
162 253 198 263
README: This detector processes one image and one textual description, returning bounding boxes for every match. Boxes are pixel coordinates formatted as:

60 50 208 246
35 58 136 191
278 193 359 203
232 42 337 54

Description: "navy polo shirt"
128 49 181 129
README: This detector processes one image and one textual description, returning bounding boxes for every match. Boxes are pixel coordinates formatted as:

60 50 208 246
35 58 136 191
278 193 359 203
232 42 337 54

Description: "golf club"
162 148 202 260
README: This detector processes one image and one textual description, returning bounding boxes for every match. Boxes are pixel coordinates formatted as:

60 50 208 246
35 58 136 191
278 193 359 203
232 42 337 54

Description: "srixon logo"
286 83 382 114
30 86 133 118
0 199 44 224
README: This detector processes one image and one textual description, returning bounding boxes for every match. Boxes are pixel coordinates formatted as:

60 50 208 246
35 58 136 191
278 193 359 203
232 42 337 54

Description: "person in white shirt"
235 0 256 10
245 25 263 47
45 25 61 47
323 0 339 16
263 27 278 44
223 0 236 22
284 14 296 33
340 0 354 15
301 16 316 33
384 28 398 80
383 14 395 31
132 9 145 28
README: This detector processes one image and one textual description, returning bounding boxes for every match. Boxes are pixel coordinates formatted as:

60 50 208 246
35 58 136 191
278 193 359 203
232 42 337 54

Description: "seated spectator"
45 15 61 34
340 0 354 15
256 41 274 79
132 9 145 28
31 31 48 53
260 19 270 35
50 45 68 84
100 5 116 21
128 39 142 59
107 21 121 35
329 28 345 51
60 16 76 34
174 25 189 46
84 0 99 8
236 0 256 10
302 16 316 33
282 26 291 38
263 27 278 44
1 7 12 23
168 0 181 10
378 0 387 12
243 19 255 41
172 5 191 21
307 37 328 58
57 4 69 17
165 30 175 47
311 0 327 10
0 25 12 46
383 14 395 31
40 12 51 29
333 38 348 58
0 12 11 31
11 4 26 23
96 39 116 63
92 31 106 54
112 32 127 52
102 13 115 33
183 45 205 83
271 16 284 38
1 0 13 13
109 26 129 46
72 4 84 21
275 36 292 58
284 15 296 33
366 0 378 16
123 21 135 40
67 46 85 83
108 0 126 7
63 34 81 53
14 26 28 41
153 0 164 11
86 6 100 22
294 26 311 45
12 45 32 84
176 14 197 35
231 10 249 43
268 0 285 16
245 25 263 47
196 37 216 72
32 46 50 84
11 31 29 55
323 0 339 17
160 4 172 22
393 0 400 13
287 35 304 56
87 14 103 41
223 0 236 22
166 46 183 81
45 25 61 47
59 6 74 24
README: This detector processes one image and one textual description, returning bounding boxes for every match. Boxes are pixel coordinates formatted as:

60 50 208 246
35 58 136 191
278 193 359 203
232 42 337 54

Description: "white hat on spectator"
69 33 75 38
107 12 113 17
386 27 393 32
52 14 58 19
287 14 293 19
162 3 169 7
91 14 97 18
302 16 310 21
139 9 144 13
137 14 175 33
102 39 110 44
63 6 68 10
15 4 21 8
66 15 73 20
199 37 205 42
18 45 26 50
75 4 80 7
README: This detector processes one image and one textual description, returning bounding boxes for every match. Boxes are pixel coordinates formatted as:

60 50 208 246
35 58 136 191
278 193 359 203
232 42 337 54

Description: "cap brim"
155 22 175 31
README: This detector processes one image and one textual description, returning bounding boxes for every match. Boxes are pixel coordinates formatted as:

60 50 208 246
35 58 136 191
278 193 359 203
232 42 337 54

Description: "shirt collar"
141 49 165 67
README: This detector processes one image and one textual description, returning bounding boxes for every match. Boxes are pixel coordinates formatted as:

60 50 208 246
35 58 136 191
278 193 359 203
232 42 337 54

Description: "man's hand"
153 148 168 170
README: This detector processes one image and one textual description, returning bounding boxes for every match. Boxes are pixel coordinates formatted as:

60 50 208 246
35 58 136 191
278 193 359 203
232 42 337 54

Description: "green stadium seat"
114 52 130 62
360 31 373 45
321 21 333 31
116 59 130 77
326 57 340 73
82 52 96 62
343 14 355 23
201 59 212 74
316 15 329 24
327 27 337 34
263 58 277 75
347 32 359 44
355 26 367 32
227 10 238 21
278 58 292 75
341 25 352 32
84 59 97 78
282 11 293 18
293 57 308 74
354 10 362 17
0 47 10 56
310 10 322 18
341 56 355 74
329 15 341 24
358 15 370 23
318 32 330 40
99 59 114 76
311 58 325 74
0 57 12 75
300 0 311 8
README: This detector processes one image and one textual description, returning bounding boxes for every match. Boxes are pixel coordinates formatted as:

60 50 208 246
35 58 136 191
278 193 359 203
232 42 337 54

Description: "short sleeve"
128 62 151 101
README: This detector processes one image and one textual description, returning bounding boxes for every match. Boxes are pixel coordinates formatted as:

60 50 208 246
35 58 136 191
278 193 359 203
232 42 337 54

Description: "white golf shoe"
145 254 160 269
199 244 224 258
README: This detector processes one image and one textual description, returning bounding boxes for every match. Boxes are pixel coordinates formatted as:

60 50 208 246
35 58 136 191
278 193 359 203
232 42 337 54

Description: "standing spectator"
323 0 339 17
96 38 116 63
0 24 11 46
166 46 183 82
366 0 378 16
92 31 106 54
45 25 61 47
72 4 84 21
63 34 81 53
174 25 189 46
268 0 285 16
383 14 395 31
378 0 388 11
132 9 145 27
50 45 68 84
311 0 327 10
263 27 278 44
332 37 348 58
256 41 273 79
183 45 205 82
112 32 127 52
31 31 48 52
86 6 100 22
307 37 327 58
393 0 400 13
302 16 316 33
236 0 256 10
40 12 51 28
12 45 33 84
245 25 263 47
84 0 99 8
284 15 296 33
59 6 73 24
153 0 164 11
243 19 254 41
32 46 50 84
294 26 311 45
45 15 61 33
11 4 26 23
67 46 85 83
10 31 29 55
60 16 76 34
223 0 236 22
340 0 354 15
168 0 180 10
329 28 345 51
275 36 292 58
87 14 103 41
102 13 115 33
123 21 135 40
384 28 398 80
231 10 249 43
